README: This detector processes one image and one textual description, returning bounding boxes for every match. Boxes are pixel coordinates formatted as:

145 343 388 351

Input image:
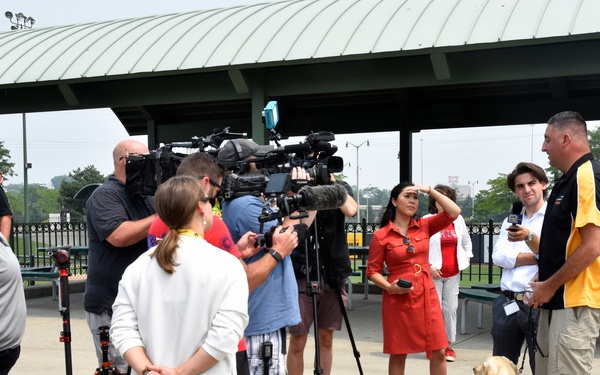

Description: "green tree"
589 124 600 160
458 195 473 220
0 141 16 179
472 174 516 223
51 175 72 189
58 166 106 221
5 183 60 222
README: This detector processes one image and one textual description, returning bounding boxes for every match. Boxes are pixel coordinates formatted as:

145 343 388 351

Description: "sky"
1 0 596 195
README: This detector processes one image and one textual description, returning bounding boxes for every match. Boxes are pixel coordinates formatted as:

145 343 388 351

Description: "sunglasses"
401 234 421 288
403 236 415 253
198 176 221 189
201 196 217 208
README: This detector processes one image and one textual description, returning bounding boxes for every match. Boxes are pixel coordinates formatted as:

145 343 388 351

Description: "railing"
11 218 503 285
10 221 89 280
344 219 503 284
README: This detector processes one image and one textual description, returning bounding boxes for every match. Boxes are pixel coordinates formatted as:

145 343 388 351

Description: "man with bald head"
85 139 157 372
529 111 600 374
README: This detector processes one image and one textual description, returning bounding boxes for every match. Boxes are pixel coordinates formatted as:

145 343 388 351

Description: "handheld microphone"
507 200 524 231
296 184 348 211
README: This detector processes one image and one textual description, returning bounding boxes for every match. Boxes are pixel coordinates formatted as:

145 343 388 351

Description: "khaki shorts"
289 277 347 335
536 306 600 374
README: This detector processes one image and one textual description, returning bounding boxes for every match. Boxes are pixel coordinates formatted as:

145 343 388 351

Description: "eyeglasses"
118 152 142 161
403 236 415 253
201 196 217 208
198 176 221 189
401 235 421 288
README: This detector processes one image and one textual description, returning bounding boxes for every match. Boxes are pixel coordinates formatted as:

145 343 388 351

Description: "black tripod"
48 245 74 375
94 326 124 375
300 217 364 375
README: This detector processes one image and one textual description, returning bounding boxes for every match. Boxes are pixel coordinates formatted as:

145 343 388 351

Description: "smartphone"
397 278 412 288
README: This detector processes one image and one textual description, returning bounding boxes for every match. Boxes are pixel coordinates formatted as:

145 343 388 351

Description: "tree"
58 166 107 221
472 174 516 223
51 175 72 189
458 195 473 220
0 141 16 179
5 183 60 222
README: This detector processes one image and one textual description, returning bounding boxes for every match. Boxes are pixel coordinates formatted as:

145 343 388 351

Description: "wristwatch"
525 231 534 243
268 249 283 263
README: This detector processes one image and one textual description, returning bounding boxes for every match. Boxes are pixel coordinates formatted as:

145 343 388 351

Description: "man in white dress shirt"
491 162 548 373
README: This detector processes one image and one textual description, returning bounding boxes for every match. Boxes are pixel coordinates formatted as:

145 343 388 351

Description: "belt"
502 290 525 301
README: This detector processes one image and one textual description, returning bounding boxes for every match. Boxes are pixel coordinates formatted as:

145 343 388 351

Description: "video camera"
220 101 344 200
125 127 242 196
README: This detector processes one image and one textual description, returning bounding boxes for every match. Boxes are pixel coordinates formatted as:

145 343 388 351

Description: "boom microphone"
507 200 524 231
297 183 348 211
310 141 338 155
272 143 312 154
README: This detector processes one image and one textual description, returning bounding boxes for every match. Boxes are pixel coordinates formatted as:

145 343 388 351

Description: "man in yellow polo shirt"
530 111 600 374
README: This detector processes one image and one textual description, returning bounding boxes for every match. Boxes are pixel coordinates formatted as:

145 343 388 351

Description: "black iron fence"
10 219 502 284
344 219 503 285
10 221 89 277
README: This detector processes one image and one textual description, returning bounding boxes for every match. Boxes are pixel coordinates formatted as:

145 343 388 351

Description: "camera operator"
218 139 316 375
287 172 357 375
146 152 299 375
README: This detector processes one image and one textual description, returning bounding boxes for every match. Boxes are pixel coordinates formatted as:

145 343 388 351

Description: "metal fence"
344 219 503 284
10 221 89 275
10 219 502 283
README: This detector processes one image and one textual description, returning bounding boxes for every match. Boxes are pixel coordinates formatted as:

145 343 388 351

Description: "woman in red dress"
367 182 461 375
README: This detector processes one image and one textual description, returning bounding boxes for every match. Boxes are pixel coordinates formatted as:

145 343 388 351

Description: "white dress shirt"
493 201 546 292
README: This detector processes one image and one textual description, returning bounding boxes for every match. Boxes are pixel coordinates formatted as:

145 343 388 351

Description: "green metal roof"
1 0 599 86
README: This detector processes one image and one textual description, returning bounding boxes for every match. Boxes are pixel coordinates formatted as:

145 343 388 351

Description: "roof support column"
147 119 157 150
399 128 413 183
251 72 269 145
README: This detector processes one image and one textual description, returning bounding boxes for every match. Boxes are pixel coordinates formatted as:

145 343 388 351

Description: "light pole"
468 180 478 218
5 11 35 29
420 139 424 184
346 140 369 223
6 11 35 263
364 188 373 224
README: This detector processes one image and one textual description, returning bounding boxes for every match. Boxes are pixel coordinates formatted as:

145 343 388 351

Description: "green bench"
21 266 61 302
459 287 499 335
346 271 362 311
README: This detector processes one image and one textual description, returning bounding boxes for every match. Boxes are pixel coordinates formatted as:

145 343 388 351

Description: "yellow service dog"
473 356 519 375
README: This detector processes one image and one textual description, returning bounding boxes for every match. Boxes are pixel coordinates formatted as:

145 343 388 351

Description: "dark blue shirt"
84 175 155 315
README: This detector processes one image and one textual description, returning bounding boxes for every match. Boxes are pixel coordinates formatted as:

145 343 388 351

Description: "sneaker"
445 347 456 362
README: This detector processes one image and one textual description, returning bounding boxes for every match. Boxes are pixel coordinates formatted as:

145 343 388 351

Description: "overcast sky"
1 0 595 195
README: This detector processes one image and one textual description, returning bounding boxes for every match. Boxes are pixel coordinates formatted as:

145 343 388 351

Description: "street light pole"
346 140 369 223
420 139 424 184
23 113 29 225
468 180 478 218
6 11 35 263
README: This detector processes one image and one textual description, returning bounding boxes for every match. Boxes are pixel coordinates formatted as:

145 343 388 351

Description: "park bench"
21 266 60 302
459 287 499 335
346 271 362 311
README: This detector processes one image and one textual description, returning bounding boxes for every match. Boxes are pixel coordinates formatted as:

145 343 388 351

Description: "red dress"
367 212 455 356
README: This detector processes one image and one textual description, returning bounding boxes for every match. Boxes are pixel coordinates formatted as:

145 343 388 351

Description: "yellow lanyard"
176 229 204 239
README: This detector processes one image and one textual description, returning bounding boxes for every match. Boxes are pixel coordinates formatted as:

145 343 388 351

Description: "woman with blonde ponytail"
111 175 249 375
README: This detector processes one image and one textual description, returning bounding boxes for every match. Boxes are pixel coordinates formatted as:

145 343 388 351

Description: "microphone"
507 200 524 231
271 143 312 154
296 183 348 211
310 141 338 155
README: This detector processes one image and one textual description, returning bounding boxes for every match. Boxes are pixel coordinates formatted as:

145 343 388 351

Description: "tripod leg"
334 282 364 375
59 269 73 375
